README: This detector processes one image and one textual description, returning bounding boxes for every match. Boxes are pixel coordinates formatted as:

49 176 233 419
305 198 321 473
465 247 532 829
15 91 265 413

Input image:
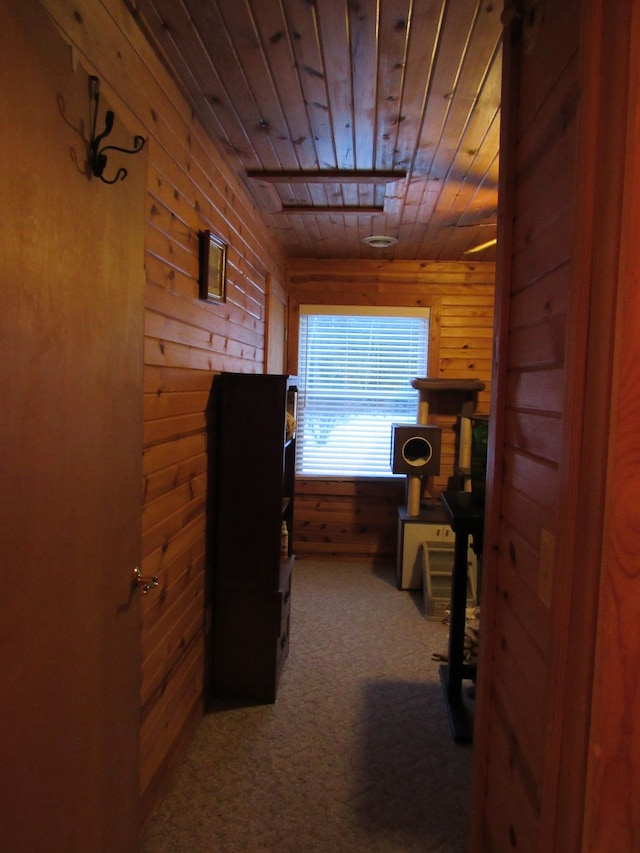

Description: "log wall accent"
287 259 495 559
40 0 288 824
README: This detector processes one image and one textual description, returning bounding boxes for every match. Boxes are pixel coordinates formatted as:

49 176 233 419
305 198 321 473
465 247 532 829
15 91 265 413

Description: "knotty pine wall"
471 0 640 849
287 259 495 559
470 3 584 846
40 0 288 824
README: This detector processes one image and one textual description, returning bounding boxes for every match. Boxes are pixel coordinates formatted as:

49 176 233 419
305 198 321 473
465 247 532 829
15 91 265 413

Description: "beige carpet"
141 558 472 853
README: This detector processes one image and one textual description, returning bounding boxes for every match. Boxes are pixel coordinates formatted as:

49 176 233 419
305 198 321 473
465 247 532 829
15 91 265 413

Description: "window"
296 306 430 476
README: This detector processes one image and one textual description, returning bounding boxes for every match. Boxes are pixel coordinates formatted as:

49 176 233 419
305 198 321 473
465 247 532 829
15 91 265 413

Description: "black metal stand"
439 490 484 743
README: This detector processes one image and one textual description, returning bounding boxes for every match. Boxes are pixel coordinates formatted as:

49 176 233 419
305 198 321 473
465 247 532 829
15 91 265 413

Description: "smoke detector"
362 234 398 249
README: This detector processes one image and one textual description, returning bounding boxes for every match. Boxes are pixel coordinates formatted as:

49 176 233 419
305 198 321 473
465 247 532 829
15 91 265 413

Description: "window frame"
289 299 442 479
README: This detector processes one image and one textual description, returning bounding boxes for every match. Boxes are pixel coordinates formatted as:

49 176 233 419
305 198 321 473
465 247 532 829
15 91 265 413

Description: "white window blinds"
296 307 430 476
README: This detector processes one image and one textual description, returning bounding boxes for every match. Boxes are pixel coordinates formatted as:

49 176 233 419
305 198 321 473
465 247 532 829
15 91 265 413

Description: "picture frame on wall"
198 229 227 302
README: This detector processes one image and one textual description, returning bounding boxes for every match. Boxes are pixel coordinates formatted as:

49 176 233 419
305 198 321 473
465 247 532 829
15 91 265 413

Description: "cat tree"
404 378 486 515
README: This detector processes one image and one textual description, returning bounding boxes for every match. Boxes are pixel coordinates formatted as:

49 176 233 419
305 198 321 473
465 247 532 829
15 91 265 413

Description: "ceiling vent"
362 235 398 249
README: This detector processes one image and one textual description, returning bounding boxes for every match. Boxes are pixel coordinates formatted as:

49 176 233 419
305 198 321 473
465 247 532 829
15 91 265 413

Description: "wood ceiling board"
280 0 337 170
378 1 445 176
407 2 483 179
314 0 356 171
346 0 378 168
247 3 320 171
184 1 290 169
209 0 301 171
375 0 414 171
433 148 499 229
245 169 407 183
404 10 501 250
277 206 384 215
133 0 242 156
137 0 263 167
136 0 502 261
444 52 502 195
423 13 502 185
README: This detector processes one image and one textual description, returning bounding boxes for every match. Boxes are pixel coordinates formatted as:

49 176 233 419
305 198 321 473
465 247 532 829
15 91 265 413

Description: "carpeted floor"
141 558 472 853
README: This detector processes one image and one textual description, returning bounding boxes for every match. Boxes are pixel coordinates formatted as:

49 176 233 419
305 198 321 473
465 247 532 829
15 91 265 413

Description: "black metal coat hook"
89 75 145 184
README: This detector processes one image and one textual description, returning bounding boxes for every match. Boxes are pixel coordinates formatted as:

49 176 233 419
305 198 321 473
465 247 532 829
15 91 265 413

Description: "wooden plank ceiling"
132 0 502 261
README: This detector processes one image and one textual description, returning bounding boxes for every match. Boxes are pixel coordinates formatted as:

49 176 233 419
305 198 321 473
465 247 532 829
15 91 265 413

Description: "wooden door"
0 3 145 850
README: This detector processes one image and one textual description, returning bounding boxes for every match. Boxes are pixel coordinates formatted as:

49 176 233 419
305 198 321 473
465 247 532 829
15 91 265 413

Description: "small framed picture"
198 230 227 302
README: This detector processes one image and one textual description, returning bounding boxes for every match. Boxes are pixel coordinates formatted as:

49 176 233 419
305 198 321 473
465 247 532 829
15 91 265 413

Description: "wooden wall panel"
39 0 288 825
295 478 405 558
471 0 640 849
582 2 640 846
470 0 580 847
287 259 494 558
484 693 541 853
